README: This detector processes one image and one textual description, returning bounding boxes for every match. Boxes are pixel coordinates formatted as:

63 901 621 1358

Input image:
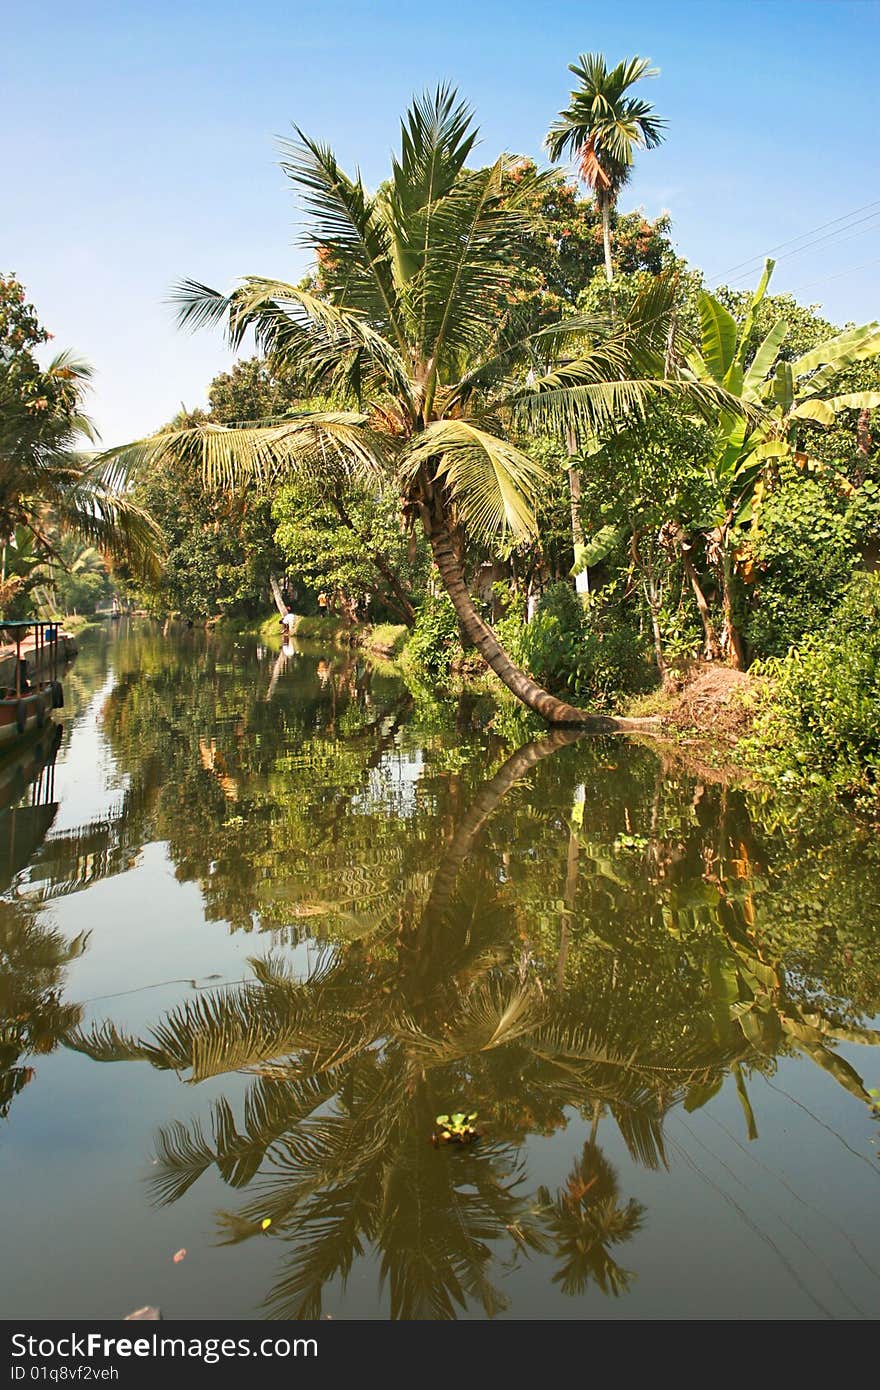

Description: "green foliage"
131 437 282 620
272 474 426 624
0 273 161 593
497 160 673 330
404 592 463 678
745 469 860 655
497 582 652 708
745 574 880 815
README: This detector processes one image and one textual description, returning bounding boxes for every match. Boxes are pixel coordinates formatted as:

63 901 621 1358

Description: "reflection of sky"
350 748 424 819
42 670 130 835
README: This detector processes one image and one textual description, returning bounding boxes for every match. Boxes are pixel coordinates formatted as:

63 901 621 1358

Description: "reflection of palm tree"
0 902 86 1117
66 733 721 1318
537 1140 644 1296
64 723 880 1318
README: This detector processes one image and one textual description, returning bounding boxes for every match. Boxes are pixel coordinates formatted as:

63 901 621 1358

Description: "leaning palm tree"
546 55 666 283
106 87 733 726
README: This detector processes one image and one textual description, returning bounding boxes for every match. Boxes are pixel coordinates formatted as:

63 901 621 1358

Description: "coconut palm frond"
609 1101 667 1170
398 978 543 1064
149 1117 217 1206
279 130 405 349
55 469 165 583
95 412 391 497
403 418 547 542
63 1020 158 1066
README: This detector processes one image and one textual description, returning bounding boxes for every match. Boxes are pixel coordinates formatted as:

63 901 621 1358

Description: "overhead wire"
709 197 880 283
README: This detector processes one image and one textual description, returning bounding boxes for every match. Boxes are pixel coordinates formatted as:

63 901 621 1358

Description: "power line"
790 253 880 298
725 212 880 289
709 196 880 282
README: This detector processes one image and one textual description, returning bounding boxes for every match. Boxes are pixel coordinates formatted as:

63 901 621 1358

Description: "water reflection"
0 729 87 1117
60 636 879 1318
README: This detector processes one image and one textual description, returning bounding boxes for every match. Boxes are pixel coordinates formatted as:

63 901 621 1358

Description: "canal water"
1 621 878 1320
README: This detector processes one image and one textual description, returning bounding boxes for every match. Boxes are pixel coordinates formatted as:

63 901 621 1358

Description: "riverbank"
623 664 761 783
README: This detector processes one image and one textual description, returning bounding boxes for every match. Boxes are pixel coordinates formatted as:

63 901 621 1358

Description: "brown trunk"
681 550 720 660
426 519 658 731
630 532 666 678
721 556 747 670
426 729 585 921
717 586 745 667
567 463 590 598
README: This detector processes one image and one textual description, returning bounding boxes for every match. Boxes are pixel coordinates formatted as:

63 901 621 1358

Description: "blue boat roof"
0 620 62 629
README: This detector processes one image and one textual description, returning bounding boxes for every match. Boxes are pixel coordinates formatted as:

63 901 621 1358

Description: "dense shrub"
744 573 880 815
745 474 858 657
497 581 652 709
403 592 463 677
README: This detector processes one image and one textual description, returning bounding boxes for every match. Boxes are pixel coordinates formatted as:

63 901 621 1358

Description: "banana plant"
686 259 880 666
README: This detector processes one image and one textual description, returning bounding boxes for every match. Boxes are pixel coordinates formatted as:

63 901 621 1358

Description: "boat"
0 620 65 747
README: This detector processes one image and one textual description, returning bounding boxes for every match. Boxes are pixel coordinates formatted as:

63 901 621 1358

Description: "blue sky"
4 0 879 444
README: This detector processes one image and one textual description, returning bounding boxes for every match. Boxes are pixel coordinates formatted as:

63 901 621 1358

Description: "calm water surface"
1 622 878 1320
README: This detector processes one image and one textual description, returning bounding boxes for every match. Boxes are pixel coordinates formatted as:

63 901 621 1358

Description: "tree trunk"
268 573 287 617
426 517 658 730
630 531 666 679
600 198 614 284
720 551 746 670
567 464 590 598
681 549 720 660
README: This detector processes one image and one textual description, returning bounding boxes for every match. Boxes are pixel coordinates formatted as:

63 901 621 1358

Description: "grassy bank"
238 612 409 656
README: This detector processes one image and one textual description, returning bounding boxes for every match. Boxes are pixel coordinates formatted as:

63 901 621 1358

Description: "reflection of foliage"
70 692 880 1318
537 1141 645 1297
42 628 879 1317
0 903 86 1117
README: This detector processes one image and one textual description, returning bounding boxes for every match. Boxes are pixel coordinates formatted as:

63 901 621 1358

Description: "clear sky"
4 0 879 445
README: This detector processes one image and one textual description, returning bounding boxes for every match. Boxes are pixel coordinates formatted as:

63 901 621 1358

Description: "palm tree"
0 338 163 590
545 55 666 283
106 87 735 727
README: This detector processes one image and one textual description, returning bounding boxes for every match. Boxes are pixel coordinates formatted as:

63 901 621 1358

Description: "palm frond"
95 412 391 496
402 418 547 541
397 978 543 1065
279 130 406 350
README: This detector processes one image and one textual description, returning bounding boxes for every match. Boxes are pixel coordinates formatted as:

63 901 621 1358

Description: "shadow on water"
35 626 874 1319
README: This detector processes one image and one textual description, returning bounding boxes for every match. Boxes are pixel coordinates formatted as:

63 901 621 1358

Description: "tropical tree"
0 274 162 596
545 55 666 283
105 88 738 726
686 260 880 665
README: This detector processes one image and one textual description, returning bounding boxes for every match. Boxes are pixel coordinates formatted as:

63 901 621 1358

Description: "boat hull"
0 689 57 745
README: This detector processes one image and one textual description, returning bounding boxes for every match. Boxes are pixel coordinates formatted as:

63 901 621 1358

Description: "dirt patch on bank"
662 665 755 741
626 663 762 784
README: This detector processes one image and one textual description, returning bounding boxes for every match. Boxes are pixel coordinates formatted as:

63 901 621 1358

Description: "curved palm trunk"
425 728 584 922
427 521 658 730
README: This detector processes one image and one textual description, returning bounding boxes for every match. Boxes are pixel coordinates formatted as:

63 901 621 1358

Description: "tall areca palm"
546 55 666 283
109 88 731 726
